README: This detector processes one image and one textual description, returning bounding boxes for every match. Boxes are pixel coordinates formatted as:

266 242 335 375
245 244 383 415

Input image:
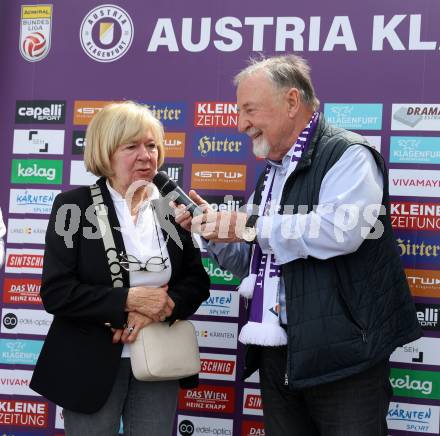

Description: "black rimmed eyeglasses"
118 203 168 273
118 252 169 273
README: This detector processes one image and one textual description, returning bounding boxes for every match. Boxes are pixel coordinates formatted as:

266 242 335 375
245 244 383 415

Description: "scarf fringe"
238 274 256 298
239 321 288 346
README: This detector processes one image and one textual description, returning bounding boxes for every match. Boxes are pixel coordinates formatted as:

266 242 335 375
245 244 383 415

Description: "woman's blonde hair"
84 101 165 177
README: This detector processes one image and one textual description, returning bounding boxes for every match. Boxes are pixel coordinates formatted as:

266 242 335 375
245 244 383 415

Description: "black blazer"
30 177 210 413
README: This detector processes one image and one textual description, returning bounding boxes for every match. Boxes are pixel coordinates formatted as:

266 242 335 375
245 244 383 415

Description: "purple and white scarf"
238 113 319 346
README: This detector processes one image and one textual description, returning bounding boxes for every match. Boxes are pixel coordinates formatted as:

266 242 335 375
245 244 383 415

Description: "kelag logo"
72 131 86 154
3 277 42 305
415 302 440 331
387 402 440 434
202 257 240 285
9 189 59 215
178 384 235 413
13 129 64 155
191 164 246 191
193 133 247 161
16 100 65 123
390 368 440 400
392 104 440 131
11 159 63 184
324 103 382 130
164 132 185 158
391 201 440 231
204 195 245 213
194 102 238 128
390 136 440 164
406 268 440 298
0 339 43 365
396 232 440 269
391 337 440 366
389 169 440 198
143 102 186 129
0 399 48 428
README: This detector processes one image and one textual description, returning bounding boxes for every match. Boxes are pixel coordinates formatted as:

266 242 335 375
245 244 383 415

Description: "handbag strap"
90 184 124 287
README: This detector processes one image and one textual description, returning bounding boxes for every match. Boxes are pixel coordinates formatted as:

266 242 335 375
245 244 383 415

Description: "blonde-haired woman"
31 101 209 436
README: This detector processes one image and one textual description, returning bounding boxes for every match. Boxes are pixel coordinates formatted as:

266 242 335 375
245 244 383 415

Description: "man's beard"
250 131 270 158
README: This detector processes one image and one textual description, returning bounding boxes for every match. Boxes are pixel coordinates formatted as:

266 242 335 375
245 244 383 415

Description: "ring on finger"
128 326 134 334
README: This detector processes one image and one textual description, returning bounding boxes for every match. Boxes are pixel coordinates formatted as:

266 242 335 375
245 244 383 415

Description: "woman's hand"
125 285 175 322
112 312 154 344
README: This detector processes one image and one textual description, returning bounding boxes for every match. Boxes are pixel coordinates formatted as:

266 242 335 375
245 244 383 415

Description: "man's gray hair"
233 55 320 111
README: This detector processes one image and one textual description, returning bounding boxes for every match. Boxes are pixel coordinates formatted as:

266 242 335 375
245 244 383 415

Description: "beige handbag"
130 320 201 381
89 184 201 382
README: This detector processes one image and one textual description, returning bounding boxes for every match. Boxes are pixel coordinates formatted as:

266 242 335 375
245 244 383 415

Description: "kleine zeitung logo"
0 399 48 428
194 102 238 128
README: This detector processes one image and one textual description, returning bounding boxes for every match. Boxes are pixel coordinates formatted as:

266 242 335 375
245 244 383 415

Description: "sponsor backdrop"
0 0 439 435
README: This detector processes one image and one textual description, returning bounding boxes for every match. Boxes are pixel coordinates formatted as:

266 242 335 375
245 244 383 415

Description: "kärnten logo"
80 4 134 62
20 5 53 62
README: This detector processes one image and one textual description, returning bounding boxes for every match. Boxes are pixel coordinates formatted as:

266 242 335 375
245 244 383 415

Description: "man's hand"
192 210 248 242
173 190 210 232
172 189 249 242
125 285 175 322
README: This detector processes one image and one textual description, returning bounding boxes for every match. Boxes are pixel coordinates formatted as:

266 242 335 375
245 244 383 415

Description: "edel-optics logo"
80 5 134 62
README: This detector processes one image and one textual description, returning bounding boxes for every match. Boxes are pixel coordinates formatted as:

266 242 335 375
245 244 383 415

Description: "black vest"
251 114 421 388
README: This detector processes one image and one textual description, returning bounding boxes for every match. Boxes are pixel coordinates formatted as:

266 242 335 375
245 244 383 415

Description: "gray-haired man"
176 55 421 436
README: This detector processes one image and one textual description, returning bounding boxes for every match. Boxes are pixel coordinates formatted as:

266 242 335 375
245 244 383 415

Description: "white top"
107 181 171 356
206 144 384 323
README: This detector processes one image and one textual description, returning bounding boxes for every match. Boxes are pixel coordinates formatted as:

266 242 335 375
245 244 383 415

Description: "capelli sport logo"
16 101 65 124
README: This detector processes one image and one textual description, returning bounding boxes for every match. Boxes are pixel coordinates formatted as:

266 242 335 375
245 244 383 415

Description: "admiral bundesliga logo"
80 5 134 62
19 5 53 62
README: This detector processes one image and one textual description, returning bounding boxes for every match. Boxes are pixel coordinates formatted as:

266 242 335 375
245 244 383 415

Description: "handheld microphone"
152 171 203 217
